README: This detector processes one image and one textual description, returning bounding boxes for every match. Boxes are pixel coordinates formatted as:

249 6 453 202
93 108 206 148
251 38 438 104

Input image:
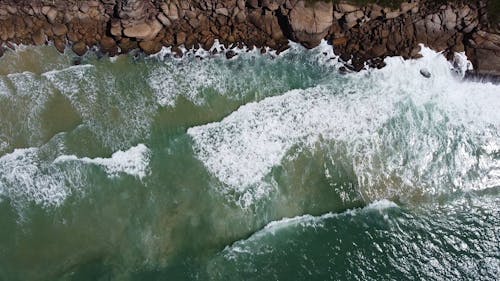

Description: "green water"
0 45 498 281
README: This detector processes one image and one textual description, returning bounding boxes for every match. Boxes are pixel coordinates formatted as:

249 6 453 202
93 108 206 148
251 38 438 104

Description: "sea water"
0 42 498 280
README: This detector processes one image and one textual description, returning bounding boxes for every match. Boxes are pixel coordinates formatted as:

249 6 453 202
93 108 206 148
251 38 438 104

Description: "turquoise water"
0 44 498 280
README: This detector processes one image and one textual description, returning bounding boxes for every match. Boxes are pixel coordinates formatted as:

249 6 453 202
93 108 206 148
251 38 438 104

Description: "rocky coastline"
0 0 499 77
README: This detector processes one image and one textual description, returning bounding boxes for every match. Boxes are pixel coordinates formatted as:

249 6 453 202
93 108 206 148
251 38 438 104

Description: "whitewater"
0 42 498 280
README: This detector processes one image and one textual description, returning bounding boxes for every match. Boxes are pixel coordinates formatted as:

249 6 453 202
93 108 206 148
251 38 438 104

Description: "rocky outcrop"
0 0 499 78
286 1 333 48
466 30 500 76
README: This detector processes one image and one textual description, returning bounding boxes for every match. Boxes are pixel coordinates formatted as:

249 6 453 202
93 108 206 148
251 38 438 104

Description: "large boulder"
72 41 87 56
123 20 162 40
52 23 68 36
467 31 500 76
288 0 333 48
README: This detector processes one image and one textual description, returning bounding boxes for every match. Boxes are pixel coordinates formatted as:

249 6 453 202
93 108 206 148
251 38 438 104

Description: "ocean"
0 42 498 280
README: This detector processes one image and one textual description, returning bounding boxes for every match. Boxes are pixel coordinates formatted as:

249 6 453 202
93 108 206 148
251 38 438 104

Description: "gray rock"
420 68 431 78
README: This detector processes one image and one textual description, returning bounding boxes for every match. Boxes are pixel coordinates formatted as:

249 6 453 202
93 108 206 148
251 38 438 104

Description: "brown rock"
46 8 58 23
443 8 457 30
248 0 259 9
345 11 364 29
100 36 116 50
332 37 347 46
237 0 246 10
470 47 500 76
123 20 162 40
262 0 281 11
176 31 186 45
215 7 229 17
118 38 137 52
139 40 162 54
164 3 179 21
336 3 358 13
171 46 183 57
157 13 171 27
385 11 400 20
289 1 333 47
52 23 68 36
400 2 417 14
72 41 87 56
202 36 215 50
110 20 122 37
236 10 246 23
32 30 45 45
368 4 383 18
54 37 66 53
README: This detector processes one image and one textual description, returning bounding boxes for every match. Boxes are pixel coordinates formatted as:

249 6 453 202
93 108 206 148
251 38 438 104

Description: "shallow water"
0 43 498 281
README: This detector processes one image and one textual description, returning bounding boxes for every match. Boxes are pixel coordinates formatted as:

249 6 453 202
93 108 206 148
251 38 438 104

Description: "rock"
45 8 58 23
110 20 122 37
80 2 90 13
6 5 16 14
336 3 358 13
164 3 179 21
202 37 215 50
368 4 383 18
118 38 137 52
139 40 162 54
176 31 186 45
235 10 246 22
385 11 400 20
52 23 68 36
157 13 171 27
400 2 417 14
345 11 364 29
32 30 46 45
225 50 237 59
123 20 161 40
332 37 347 46
171 46 183 57
54 37 66 53
215 7 229 17
288 1 333 47
100 36 116 50
467 31 500 76
420 68 431 78
72 41 87 56
237 0 245 10
248 0 259 9
443 8 457 30
262 0 281 11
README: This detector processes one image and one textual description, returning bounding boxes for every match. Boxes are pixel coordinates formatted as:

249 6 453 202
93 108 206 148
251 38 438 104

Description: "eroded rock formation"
0 0 499 77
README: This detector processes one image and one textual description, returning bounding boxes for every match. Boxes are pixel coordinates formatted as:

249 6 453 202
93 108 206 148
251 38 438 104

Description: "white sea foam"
0 72 55 149
0 76 10 97
44 64 155 151
365 199 399 210
0 144 151 209
147 40 342 108
223 200 398 258
0 147 71 208
42 64 98 114
264 199 398 232
54 144 151 179
189 46 500 207
148 60 226 107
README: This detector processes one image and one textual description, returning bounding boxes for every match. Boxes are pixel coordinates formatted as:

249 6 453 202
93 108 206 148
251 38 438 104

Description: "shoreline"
0 0 499 77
